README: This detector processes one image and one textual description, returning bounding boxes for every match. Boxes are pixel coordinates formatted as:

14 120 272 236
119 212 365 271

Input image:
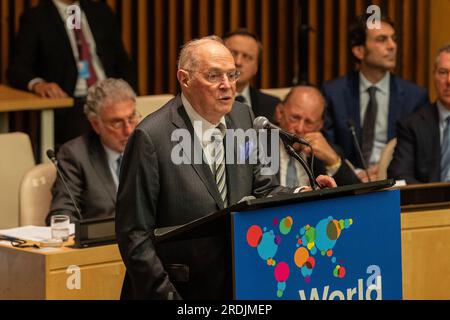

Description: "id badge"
78 60 90 79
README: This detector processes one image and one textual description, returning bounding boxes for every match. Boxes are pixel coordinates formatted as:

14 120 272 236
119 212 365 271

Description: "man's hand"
356 164 379 182
33 82 68 98
303 132 340 166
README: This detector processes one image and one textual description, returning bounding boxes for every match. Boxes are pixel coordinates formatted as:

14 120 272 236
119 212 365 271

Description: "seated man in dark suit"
388 45 450 184
7 0 136 147
46 78 138 224
275 86 361 187
223 29 280 121
115 36 336 300
321 13 428 182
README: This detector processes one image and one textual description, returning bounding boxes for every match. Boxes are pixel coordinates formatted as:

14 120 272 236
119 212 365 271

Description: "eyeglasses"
100 111 141 130
189 69 240 84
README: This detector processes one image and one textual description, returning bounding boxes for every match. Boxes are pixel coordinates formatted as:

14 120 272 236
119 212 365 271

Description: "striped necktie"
212 124 228 207
441 117 450 181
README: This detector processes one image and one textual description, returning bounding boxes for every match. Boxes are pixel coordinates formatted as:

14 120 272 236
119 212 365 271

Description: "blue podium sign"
232 190 402 300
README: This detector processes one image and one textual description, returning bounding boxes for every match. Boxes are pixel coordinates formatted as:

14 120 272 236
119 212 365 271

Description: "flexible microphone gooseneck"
46 149 83 221
346 120 371 182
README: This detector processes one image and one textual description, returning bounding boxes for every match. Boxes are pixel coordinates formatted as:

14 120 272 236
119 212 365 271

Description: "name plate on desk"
74 217 116 248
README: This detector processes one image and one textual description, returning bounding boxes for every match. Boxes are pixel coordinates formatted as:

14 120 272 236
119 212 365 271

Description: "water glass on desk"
51 215 70 241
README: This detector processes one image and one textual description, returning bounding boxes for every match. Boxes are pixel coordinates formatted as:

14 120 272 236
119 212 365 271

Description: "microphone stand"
284 142 319 190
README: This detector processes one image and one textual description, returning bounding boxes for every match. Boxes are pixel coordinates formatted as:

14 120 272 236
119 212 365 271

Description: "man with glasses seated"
46 78 139 224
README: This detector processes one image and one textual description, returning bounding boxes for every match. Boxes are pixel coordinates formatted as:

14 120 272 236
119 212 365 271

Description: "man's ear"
351 45 365 62
177 70 190 88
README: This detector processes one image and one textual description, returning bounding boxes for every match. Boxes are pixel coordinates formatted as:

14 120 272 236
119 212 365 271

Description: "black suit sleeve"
7 10 41 91
115 128 180 300
388 119 420 184
47 144 84 225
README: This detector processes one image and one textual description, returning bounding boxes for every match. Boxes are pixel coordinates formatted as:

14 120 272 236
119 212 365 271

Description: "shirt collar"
181 94 227 145
359 71 390 95
437 100 450 123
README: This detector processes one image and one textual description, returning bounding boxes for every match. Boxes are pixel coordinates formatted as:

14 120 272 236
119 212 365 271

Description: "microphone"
46 149 83 221
253 116 311 147
346 120 371 182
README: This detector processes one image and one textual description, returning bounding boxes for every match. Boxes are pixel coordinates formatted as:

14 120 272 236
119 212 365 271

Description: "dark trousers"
54 97 91 150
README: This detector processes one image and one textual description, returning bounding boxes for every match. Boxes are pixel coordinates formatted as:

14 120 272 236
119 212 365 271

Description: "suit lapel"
87 132 117 204
170 96 225 209
387 75 405 140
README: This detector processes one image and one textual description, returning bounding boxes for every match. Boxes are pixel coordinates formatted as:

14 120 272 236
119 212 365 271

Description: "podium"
155 180 402 300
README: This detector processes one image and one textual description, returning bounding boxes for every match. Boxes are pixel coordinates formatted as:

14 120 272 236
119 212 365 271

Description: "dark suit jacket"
47 131 116 225
249 86 280 122
115 95 291 300
7 0 137 95
388 103 441 184
321 71 429 168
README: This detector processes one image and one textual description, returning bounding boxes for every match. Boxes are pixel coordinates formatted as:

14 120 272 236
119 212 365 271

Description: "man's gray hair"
84 78 136 119
178 35 225 71
435 44 450 68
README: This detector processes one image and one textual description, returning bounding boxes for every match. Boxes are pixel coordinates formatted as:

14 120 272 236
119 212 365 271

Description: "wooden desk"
0 242 125 300
0 85 73 162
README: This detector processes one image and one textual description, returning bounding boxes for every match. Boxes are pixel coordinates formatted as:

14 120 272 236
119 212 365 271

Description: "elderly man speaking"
115 36 336 300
